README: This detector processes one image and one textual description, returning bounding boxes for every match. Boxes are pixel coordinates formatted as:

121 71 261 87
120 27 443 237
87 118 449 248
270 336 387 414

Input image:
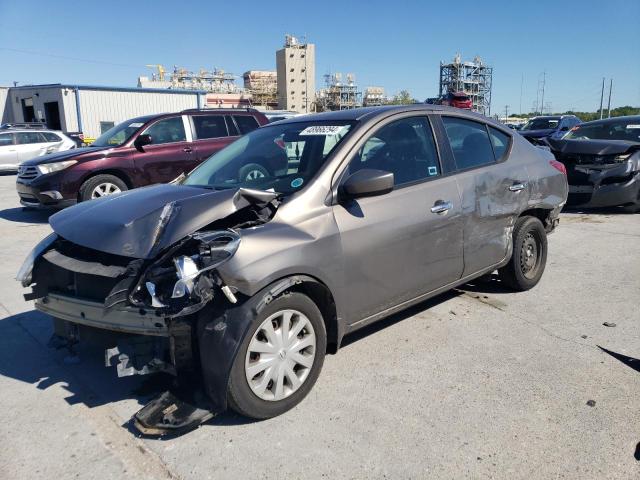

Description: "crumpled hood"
546 138 640 156
519 128 556 138
20 146 110 166
49 184 271 259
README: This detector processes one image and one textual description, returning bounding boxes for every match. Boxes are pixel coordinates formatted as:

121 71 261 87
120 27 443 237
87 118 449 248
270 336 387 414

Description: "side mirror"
134 134 152 151
340 169 394 200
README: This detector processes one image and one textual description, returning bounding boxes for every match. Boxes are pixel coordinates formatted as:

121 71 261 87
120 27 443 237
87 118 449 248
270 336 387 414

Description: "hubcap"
91 182 121 198
520 232 539 279
245 309 316 402
245 169 265 181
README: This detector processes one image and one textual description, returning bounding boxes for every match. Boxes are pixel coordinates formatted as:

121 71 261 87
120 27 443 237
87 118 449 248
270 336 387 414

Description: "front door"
333 115 464 324
133 115 194 185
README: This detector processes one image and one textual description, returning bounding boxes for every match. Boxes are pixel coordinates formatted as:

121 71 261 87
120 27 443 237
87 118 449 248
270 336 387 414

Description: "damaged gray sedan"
17 105 568 434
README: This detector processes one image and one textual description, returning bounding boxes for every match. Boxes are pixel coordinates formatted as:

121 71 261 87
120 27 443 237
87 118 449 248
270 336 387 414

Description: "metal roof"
7 83 207 95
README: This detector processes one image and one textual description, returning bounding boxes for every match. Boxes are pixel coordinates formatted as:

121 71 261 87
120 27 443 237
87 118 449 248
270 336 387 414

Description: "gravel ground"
0 173 638 480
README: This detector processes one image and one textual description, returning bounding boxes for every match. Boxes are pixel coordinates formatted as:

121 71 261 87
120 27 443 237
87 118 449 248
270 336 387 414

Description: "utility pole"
599 77 605 119
504 105 509 123
519 74 523 115
607 79 613 118
540 71 546 115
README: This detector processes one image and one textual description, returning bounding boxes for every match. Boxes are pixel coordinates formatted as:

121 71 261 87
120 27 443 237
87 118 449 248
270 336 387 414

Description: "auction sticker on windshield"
300 125 347 136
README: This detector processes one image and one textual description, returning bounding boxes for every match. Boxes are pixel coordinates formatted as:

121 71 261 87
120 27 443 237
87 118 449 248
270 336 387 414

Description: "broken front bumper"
566 162 640 208
35 293 170 336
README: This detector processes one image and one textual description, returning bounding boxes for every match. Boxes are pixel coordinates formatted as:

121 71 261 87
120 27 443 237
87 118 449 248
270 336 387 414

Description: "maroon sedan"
16 108 268 208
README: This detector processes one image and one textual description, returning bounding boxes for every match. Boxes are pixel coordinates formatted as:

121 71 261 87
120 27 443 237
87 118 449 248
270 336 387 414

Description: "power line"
0 47 142 69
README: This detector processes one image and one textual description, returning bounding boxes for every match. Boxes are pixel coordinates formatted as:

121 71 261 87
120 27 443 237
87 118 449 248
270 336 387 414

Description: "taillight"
550 160 566 175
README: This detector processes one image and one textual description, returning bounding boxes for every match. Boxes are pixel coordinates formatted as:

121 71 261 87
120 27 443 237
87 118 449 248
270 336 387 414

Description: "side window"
442 117 495 170
347 116 440 186
16 132 45 145
225 116 239 136
233 115 260 135
192 115 227 140
142 117 186 145
0 133 13 146
488 127 511 161
42 132 62 142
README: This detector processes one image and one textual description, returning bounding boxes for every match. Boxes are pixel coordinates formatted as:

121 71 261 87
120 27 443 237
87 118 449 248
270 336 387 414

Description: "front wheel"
79 174 128 202
227 292 326 419
498 216 548 291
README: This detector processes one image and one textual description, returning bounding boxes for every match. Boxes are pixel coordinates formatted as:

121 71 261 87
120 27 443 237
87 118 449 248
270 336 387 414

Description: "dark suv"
16 109 268 207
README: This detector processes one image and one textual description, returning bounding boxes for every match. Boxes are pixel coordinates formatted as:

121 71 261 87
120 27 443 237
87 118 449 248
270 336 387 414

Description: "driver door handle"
431 200 453 214
509 182 526 192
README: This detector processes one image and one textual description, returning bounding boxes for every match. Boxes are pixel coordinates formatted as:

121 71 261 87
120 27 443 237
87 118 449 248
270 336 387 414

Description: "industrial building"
316 73 362 111
363 86 385 107
138 65 251 108
276 35 315 113
439 54 493 115
243 70 278 109
0 84 205 141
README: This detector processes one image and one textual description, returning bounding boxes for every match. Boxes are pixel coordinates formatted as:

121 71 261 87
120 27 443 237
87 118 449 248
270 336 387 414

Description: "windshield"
564 118 640 143
91 116 152 147
522 118 560 130
183 121 354 195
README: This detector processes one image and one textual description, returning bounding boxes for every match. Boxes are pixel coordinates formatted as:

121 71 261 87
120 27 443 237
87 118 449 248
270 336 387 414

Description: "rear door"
189 114 231 168
133 115 194 185
15 132 50 162
0 133 17 167
439 115 528 276
334 114 464 324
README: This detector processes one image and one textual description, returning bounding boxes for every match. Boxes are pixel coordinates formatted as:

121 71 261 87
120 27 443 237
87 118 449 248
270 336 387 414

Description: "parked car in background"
505 123 523 130
519 115 581 141
15 108 268 207
0 128 76 172
440 91 473 109
262 110 303 123
545 115 640 212
18 105 567 434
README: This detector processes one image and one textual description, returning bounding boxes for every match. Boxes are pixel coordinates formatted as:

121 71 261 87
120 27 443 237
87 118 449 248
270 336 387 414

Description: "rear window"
233 115 260 134
192 115 228 140
42 132 62 142
489 127 511 160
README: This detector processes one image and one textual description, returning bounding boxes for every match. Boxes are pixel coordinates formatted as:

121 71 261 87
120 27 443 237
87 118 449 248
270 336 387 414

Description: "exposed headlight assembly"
16 233 58 287
171 230 241 299
36 160 77 175
614 153 632 162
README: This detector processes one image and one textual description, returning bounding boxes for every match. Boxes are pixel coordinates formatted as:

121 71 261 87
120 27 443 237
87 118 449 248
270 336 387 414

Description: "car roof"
270 104 504 129
0 128 61 134
578 115 640 126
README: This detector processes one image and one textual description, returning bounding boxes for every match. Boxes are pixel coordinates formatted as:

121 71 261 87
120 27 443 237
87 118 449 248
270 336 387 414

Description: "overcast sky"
1 0 638 114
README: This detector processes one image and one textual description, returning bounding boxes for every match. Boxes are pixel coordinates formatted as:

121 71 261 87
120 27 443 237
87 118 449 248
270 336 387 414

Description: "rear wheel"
227 292 326 419
79 174 128 202
498 216 548 291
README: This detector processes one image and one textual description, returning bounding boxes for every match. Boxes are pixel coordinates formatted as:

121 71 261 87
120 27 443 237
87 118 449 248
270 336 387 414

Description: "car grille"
17 165 40 180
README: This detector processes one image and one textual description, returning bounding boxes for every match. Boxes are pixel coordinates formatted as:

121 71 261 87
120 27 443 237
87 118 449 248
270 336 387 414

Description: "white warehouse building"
0 84 206 141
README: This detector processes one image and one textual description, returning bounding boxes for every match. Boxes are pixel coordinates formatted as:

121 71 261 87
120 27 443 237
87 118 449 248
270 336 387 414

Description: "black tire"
227 292 326 419
498 216 548 291
238 163 270 183
79 174 128 202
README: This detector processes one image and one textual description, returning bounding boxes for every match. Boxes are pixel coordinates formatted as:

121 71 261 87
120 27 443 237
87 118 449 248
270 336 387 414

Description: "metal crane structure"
316 73 362 111
439 54 493 115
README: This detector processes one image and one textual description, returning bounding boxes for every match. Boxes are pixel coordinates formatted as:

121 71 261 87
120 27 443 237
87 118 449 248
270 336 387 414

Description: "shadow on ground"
0 207 53 224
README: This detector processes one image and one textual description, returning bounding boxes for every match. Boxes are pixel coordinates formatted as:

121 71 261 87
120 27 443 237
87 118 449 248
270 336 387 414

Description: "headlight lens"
614 153 632 162
16 233 58 287
36 160 77 175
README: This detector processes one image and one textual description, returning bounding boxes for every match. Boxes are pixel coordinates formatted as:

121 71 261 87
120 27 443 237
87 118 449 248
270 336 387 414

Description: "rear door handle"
430 200 453 214
509 182 526 192
183 147 193 153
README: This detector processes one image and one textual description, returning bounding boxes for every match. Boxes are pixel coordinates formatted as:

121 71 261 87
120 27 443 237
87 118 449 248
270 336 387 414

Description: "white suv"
0 128 76 172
